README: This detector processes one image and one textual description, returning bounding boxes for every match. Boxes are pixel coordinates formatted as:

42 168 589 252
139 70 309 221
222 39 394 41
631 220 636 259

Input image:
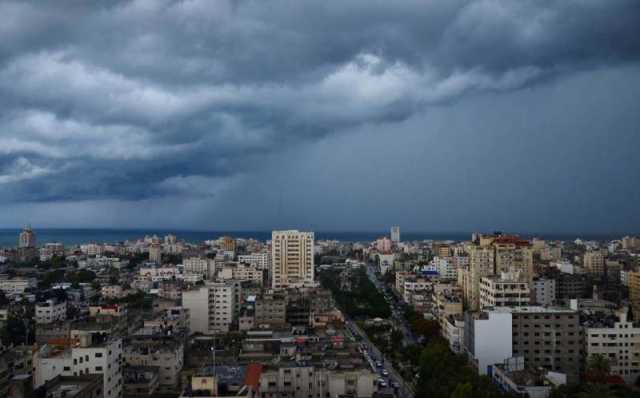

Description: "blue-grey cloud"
0 0 639 232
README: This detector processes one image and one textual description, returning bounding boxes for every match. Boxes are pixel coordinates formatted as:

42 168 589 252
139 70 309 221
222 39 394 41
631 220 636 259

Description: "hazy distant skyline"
1 1 639 233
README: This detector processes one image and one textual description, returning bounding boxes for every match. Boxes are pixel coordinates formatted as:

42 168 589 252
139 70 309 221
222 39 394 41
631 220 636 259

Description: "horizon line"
0 226 637 237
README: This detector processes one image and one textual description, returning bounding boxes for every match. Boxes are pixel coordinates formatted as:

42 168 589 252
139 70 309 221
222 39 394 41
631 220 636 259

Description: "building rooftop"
490 306 577 314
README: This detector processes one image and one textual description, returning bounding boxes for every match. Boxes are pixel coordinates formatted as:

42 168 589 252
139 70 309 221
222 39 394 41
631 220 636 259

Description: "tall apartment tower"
18 226 36 248
466 245 495 311
629 271 640 316
583 249 605 275
271 230 315 289
390 226 400 243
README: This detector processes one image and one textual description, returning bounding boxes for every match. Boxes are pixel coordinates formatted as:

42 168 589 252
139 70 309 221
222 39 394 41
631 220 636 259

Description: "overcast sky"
1 0 639 233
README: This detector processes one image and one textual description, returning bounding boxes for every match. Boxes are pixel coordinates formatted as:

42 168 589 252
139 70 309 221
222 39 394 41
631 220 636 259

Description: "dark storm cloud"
0 0 639 203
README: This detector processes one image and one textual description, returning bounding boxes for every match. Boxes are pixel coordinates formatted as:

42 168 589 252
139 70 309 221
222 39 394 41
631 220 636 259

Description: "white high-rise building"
390 226 400 243
271 230 315 289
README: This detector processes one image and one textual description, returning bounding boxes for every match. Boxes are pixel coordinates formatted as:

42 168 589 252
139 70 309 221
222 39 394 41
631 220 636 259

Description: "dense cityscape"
0 227 638 397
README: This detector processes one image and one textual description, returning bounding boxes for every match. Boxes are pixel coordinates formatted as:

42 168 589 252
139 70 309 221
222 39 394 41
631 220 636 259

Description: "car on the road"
391 381 400 389
378 380 388 388
376 361 383 368
381 370 389 376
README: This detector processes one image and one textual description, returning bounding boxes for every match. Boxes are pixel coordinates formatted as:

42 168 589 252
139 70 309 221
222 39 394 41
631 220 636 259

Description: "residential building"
479 272 530 309
33 334 123 398
35 298 67 324
255 293 287 328
34 375 104 398
0 277 37 295
622 236 640 251
464 311 513 375
183 257 210 278
585 309 640 384
124 366 160 396
149 242 162 264
442 314 465 354
271 230 315 289
219 263 263 286
221 236 237 252
584 250 606 275
533 277 556 306
556 273 588 300
182 282 236 334
509 306 582 383
493 236 534 284
238 252 272 271
466 245 495 311
630 271 640 317
124 336 184 393
101 285 124 299
492 359 566 398
433 257 457 280
259 366 376 398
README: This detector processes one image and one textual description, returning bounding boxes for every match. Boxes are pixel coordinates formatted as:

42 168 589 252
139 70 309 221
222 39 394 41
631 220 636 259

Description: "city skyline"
1 1 639 232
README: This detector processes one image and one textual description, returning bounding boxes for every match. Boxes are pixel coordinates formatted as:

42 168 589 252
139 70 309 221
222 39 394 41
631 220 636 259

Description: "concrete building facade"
271 231 315 289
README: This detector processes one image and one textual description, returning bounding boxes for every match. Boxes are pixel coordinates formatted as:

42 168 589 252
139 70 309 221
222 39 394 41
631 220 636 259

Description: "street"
339 262 419 398
365 264 418 346
346 318 415 398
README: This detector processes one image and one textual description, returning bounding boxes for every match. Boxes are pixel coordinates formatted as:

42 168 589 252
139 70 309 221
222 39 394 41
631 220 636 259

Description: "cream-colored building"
479 272 530 310
586 309 640 383
149 242 162 264
101 285 124 299
0 277 37 295
584 250 606 275
183 257 210 278
493 237 533 284
629 271 640 317
466 245 495 311
271 230 315 289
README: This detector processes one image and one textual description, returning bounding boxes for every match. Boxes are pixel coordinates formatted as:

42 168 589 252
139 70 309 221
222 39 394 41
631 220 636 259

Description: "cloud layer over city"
1 0 639 232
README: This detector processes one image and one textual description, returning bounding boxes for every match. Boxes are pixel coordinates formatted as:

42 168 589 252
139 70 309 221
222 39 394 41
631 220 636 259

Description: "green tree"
450 383 472 398
587 354 611 384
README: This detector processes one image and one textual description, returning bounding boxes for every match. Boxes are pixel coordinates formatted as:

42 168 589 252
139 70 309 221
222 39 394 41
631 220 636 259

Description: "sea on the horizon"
0 228 629 248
